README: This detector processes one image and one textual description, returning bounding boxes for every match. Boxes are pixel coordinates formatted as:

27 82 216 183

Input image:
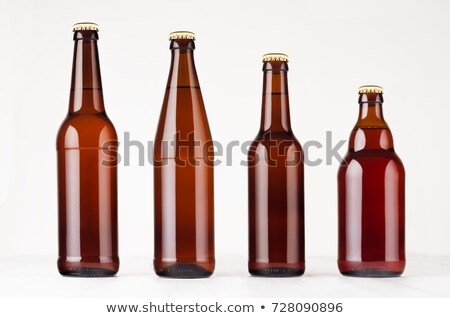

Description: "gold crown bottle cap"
262 53 289 62
358 85 383 94
169 31 196 40
73 22 99 32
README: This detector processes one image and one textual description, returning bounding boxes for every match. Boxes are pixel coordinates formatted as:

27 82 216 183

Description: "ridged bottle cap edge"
73 22 99 32
358 85 384 94
169 31 196 40
262 53 289 62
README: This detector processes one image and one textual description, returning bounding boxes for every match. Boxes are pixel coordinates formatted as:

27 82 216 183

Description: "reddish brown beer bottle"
57 23 119 276
153 31 214 278
248 53 305 277
338 85 405 277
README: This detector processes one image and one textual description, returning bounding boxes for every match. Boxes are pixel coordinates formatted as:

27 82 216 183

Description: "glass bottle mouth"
72 22 99 40
358 85 384 103
359 93 384 104
73 31 99 40
262 53 289 71
263 61 288 72
170 39 195 50
168 31 196 50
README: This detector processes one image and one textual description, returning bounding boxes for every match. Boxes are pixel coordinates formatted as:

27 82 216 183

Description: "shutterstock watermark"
101 131 347 167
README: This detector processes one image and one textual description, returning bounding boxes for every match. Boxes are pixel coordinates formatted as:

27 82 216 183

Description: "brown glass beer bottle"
153 31 214 278
57 23 119 276
338 85 405 277
248 53 305 277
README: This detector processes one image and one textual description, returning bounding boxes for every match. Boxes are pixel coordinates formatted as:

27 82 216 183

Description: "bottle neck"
355 92 387 127
68 30 105 114
167 39 200 88
349 92 394 151
260 61 291 132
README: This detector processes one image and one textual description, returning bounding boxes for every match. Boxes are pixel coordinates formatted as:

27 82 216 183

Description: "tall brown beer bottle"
57 23 119 276
154 31 214 278
338 85 405 277
248 53 305 277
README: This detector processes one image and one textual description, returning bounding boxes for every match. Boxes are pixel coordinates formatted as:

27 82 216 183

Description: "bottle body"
338 87 405 277
248 134 305 276
57 24 119 276
57 115 119 276
248 55 305 277
153 34 214 278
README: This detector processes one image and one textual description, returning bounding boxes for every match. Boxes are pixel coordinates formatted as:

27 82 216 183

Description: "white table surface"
0 255 449 298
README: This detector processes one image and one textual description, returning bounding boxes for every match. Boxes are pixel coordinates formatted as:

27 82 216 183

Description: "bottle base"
59 267 118 277
249 267 304 277
155 262 214 279
58 257 119 277
249 262 305 277
338 260 405 278
340 269 402 278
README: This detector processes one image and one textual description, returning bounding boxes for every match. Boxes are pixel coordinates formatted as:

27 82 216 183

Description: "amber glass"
248 58 305 277
57 28 119 277
338 89 405 277
153 37 214 278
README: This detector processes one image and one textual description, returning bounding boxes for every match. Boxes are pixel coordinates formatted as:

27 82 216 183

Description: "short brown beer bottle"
338 85 405 277
57 23 119 276
248 53 305 277
153 31 215 278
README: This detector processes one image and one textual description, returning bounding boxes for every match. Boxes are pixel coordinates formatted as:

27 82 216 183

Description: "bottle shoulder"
249 132 303 159
57 113 117 149
339 150 404 174
155 89 212 142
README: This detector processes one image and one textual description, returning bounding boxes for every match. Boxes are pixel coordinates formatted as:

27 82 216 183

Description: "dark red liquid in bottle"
338 86 405 277
248 54 305 277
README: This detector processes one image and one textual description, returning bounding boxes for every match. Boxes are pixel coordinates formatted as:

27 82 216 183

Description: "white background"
0 0 450 297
